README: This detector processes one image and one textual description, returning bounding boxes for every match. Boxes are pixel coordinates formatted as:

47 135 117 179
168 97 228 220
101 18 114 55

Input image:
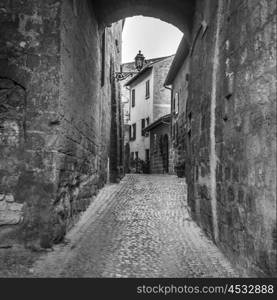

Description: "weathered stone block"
0 199 24 225
227 186 235 202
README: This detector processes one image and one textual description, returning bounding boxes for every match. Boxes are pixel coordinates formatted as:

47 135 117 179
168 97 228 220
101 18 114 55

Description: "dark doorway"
124 143 130 173
162 134 169 173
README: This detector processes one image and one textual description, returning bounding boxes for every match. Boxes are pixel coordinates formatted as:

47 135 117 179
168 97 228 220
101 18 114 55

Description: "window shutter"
146 80 150 98
141 119 145 136
133 124 137 140
132 89 135 107
146 149 150 161
173 95 175 114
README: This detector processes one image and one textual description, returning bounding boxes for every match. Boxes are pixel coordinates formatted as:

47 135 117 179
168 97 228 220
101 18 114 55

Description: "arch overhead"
92 0 196 40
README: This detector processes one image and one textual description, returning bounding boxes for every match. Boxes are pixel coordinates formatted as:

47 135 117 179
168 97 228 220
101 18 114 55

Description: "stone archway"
92 0 196 39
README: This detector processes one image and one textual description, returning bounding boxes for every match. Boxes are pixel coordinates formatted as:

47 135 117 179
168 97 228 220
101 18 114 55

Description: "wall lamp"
114 50 146 81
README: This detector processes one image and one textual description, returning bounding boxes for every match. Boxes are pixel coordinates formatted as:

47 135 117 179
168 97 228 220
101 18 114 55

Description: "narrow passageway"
33 175 239 278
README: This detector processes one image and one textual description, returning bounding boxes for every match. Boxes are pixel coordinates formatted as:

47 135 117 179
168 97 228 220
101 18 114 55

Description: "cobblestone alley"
1 0 276 279
32 175 239 278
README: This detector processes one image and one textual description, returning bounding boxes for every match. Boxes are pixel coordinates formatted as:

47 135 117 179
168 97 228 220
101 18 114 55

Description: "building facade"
144 114 172 174
120 61 137 145
125 55 174 172
165 36 190 177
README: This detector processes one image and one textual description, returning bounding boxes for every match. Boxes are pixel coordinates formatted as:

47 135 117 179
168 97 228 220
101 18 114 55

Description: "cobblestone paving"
33 174 239 278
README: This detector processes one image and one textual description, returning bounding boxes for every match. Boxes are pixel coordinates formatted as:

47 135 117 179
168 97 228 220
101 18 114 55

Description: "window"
145 149 150 161
115 39 120 53
129 125 132 140
145 80 150 99
131 152 134 161
135 152 139 160
141 118 150 137
174 92 179 114
133 124 137 140
131 89 135 107
141 119 145 136
186 73 190 82
146 117 150 126
145 117 150 137
130 123 136 141
101 30 106 87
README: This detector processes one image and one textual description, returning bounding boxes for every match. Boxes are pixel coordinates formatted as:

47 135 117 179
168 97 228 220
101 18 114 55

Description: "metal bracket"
114 72 137 81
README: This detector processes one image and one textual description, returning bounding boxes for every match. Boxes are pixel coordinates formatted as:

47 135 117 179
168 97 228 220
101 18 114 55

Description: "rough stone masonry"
184 0 276 277
0 0 276 278
0 0 124 249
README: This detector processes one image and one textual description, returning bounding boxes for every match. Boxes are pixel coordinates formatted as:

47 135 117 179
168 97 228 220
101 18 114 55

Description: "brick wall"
184 0 277 276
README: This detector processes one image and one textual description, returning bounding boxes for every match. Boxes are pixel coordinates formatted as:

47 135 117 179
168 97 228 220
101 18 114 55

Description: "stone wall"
0 0 124 248
149 123 171 174
184 0 276 276
170 57 190 177
0 0 62 247
0 78 25 226
0 0 276 277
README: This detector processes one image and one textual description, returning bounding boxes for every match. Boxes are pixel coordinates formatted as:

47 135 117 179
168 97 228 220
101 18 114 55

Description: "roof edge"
125 55 175 87
144 114 171 132
164 35 190 86
124 65 153 86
